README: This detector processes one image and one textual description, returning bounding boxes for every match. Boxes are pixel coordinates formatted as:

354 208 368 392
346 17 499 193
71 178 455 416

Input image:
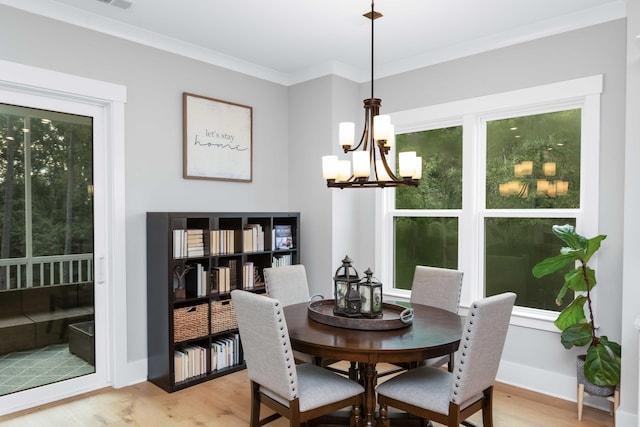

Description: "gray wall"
0 5 290 364
0 3 635 423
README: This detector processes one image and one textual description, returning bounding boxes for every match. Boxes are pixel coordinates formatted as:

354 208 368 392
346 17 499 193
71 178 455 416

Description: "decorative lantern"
359 268 383 318
333 255 361 317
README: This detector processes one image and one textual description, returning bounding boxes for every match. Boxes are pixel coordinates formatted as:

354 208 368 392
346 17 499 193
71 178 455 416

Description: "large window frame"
375 75 602 330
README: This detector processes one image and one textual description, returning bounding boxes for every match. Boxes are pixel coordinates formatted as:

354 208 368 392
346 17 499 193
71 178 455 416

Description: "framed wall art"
183 92 253 182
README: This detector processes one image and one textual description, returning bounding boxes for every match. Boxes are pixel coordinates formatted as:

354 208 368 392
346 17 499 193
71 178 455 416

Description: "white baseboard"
497 359 613 413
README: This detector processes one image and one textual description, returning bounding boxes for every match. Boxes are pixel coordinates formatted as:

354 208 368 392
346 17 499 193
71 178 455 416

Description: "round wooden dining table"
283 301 464 427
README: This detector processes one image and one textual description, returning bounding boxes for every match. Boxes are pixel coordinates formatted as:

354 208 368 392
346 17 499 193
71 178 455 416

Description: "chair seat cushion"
376 366 484 415
377 366 452 413
261 363 364 412
298 363 364 411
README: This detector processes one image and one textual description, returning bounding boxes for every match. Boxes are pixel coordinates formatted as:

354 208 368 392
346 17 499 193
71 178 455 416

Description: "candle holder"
333 255 361 317
359 268 383 318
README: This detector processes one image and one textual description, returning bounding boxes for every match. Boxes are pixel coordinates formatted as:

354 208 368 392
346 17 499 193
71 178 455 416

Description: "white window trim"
376 75 602 331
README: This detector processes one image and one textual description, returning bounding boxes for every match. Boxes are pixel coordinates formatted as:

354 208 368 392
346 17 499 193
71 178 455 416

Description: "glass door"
0 102 100 396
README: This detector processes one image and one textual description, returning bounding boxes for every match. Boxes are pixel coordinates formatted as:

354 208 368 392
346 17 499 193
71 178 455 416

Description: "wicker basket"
211 299 238 334
173 303 209 342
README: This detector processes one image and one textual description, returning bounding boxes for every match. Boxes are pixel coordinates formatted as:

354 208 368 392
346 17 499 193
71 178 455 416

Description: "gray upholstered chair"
264 264 320 364
263 264 319 307
375 292 516 427
410 265 464 370
231 290 364 427
410 265 463 313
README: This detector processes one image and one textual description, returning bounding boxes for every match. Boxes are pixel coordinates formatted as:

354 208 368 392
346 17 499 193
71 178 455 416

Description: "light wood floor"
0 367 615 427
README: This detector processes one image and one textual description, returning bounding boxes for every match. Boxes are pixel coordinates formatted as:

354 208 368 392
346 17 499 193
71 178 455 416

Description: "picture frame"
183 92 253 182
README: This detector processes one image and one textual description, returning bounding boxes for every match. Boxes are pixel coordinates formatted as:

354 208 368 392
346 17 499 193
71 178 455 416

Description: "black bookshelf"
146 212 300 392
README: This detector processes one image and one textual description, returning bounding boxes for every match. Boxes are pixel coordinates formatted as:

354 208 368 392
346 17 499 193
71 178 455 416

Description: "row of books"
243 224 265 252
173 333 241 382
211 265 232 294
173 229 205 258
212 333 241 372
211 261 258 293
272 254 293 267
210 229 240 255
174 344 207 383
173 225 295 259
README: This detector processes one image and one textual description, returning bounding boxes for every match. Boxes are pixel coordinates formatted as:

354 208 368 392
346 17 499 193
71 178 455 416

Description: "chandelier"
321 2 421 189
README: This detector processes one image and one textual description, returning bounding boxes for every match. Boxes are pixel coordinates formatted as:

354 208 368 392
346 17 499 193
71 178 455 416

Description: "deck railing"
0 253 93 290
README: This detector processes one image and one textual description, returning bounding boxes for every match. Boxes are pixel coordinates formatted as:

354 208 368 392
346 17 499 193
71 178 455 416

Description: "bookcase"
146 211 300 392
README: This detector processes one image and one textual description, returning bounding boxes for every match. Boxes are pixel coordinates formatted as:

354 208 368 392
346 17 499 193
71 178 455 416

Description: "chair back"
450 292 516 405
410 266 463 313
264 264 311 307
231 290 298 402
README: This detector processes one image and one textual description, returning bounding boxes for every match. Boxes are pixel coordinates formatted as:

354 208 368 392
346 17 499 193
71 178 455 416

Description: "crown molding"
1 0 626 86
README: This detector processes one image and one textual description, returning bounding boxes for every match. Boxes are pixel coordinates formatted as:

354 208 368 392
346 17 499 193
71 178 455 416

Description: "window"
393 126 462 291
377 76 601 327
0 104 93 290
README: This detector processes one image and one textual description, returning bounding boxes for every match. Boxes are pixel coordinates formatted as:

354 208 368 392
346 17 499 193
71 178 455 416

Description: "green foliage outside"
396 126 462 210
0 107 93 288
392 110 583 312
393 127 462 290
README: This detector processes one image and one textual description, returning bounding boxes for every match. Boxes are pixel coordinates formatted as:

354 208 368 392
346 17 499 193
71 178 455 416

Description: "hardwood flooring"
0 368 614 427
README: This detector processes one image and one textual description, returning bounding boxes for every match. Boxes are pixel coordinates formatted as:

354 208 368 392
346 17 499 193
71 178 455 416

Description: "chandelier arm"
377 145 401 181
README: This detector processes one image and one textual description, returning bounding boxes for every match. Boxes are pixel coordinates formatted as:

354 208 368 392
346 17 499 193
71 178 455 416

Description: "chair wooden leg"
482 387 494 427
250 381 261 427
350 401 363 427
577 383 585 421
376 403 390 427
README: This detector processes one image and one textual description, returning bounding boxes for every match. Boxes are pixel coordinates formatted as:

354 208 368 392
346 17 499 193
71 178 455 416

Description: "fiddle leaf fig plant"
532 224 621 387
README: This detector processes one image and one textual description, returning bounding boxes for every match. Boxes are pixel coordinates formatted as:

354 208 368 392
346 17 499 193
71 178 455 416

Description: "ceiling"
3 0 626 85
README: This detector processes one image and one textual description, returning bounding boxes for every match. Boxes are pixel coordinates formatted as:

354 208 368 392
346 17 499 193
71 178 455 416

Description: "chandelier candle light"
322 2 421 189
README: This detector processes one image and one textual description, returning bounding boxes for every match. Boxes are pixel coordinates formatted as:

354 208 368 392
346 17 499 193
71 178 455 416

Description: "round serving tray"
307 299 413 330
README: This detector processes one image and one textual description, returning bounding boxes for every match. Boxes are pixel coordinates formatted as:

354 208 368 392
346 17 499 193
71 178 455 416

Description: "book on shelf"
186 229 204 257
272 254 292 267
227 259 238 290
274 225 293 250
173 229 205 258
210 229 241 255
243 261 254 289
211 333 240 372
243 224 264 252
211 266 231 294
174 344 206 382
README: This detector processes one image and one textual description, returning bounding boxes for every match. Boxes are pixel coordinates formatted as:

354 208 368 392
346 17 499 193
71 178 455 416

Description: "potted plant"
532 224 621 390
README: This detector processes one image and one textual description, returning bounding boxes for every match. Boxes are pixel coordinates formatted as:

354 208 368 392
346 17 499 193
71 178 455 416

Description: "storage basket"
210 299 238 334
173 303 209 342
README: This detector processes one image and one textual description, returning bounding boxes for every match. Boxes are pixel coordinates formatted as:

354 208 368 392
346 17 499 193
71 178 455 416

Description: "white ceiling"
2 0 626 85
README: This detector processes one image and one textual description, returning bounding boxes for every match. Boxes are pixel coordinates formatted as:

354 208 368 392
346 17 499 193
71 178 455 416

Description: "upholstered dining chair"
231 290 364 427
410 265 464 370
375 292 516 427
264 264 319 364
410 265 463 313
264 264 324 306
263 264 351 374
